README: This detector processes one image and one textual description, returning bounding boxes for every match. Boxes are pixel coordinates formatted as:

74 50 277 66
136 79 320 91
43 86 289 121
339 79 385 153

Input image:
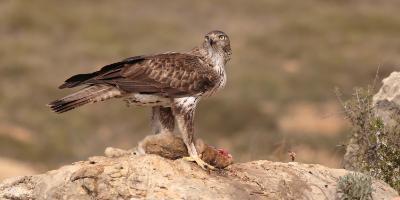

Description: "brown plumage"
49 53 219 112
48 30 232 170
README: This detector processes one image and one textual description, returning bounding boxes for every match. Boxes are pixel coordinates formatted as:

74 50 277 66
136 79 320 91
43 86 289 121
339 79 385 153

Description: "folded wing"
59 53 219 97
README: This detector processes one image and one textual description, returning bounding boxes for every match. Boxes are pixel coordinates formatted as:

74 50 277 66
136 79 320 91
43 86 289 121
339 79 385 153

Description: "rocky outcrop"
373 71 400 127
0 148 398 200
2 73 400 200
374 71 400 105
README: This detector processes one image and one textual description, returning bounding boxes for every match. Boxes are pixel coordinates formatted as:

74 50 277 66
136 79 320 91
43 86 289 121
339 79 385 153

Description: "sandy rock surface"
0 148 397 200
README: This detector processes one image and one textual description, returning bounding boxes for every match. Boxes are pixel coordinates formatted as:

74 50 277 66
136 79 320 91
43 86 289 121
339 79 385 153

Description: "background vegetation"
1 0 400 177
340 87 400 192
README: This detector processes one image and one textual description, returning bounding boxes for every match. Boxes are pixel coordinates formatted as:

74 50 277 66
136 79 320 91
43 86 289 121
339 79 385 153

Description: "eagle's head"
203 30 232 63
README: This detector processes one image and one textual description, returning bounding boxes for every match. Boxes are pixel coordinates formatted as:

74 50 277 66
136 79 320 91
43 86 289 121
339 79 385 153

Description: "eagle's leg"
151 106 175 135
138 106 175 155
173 97 215 170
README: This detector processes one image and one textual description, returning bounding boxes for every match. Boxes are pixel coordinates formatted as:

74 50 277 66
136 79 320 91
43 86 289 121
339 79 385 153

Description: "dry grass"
0 0 400 171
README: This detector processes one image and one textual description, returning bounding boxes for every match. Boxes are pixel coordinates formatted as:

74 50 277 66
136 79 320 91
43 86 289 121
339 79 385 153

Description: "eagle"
48 30 232 170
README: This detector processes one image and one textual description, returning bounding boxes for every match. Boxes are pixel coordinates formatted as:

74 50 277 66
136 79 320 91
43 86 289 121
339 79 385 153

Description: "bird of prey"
48 30 232 170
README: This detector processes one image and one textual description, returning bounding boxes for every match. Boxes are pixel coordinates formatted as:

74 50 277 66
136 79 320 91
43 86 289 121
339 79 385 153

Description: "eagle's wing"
59 53 218 97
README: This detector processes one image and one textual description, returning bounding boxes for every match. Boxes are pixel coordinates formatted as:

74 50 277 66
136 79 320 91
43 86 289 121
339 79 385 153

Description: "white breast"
203 55 227 97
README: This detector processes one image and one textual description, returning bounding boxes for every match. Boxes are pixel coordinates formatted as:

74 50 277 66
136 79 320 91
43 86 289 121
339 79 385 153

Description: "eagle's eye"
205 36 210 41
219 35 226 40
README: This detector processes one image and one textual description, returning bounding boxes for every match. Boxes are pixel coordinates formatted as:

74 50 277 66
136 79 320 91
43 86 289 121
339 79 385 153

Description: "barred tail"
47 85 122 113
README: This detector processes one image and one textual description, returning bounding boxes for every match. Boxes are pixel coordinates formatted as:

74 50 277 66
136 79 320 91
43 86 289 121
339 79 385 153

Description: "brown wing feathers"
59 56 146 89
48 53 218 113
122 54 218 96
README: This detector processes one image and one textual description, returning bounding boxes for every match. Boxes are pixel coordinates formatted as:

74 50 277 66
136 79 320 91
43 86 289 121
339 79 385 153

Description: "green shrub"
336 172 373 200
337 86 400 193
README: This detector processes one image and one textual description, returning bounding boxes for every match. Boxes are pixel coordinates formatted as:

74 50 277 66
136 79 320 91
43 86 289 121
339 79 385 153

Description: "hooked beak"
209 38 216 46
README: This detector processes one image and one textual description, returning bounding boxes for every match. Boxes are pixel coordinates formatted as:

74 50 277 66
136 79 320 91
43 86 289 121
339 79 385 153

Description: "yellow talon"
183 156 215 170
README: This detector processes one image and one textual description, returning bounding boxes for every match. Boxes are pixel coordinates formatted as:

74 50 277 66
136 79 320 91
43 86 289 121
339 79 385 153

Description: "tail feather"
48 85 122 113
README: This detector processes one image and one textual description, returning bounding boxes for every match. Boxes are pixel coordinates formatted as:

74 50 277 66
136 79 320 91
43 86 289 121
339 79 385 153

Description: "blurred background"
1 0 400 180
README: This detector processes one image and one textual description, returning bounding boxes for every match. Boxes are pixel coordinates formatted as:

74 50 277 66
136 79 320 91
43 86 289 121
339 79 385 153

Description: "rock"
104 147 133 158
374 71 400 105
0 131 398 199
373 71 400 127
0 152 397 200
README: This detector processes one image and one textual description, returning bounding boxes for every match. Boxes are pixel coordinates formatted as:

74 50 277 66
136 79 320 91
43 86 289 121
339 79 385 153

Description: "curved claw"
183 156 215 170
